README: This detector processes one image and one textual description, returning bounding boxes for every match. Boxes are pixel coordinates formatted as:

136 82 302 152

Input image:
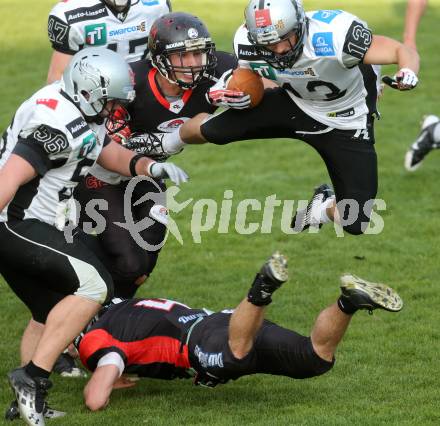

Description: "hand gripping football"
227 68 264 108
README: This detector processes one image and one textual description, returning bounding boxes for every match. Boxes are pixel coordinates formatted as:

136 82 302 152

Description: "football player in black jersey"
75 252 402 411
75 12 238 299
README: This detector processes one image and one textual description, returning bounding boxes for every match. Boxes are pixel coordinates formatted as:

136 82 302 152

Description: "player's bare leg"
31 295 100 371
20 319 45 366
311 274 403 362
8 296 100 425
179 112 209 144
229 252 288 359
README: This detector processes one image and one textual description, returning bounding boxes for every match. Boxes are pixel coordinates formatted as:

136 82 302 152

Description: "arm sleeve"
13 125 71 175
339 16 373 68
47 13 76 55
97 352 125 377
12 140 51 176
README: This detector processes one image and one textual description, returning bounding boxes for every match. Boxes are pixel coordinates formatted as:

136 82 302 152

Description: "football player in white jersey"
151 0 419 236
47 0 171 83
0 47 187 426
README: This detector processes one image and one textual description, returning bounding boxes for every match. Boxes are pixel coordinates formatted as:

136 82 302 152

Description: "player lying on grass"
73 252 403 411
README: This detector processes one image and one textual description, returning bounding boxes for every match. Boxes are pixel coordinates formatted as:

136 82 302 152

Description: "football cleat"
7 367 52 426
291 184 334 232
5 400 66 421
340 274 403 313
124 132 171 162
248 251 288 306
53 352 87 378
404 115 440 171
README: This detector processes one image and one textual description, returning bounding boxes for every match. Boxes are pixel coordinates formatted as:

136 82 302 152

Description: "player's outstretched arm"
97 140 189 185
364 35 419 90
47 51 73 84
84 364 121 411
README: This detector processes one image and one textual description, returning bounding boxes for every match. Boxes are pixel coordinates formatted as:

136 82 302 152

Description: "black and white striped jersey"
48 0 170 63
0 82 108 227
234 9 380 130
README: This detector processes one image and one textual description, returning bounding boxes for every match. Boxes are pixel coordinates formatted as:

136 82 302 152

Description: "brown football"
227 68 264 108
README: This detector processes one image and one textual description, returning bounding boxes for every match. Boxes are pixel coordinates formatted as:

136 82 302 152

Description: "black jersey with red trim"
128 51 237 133
78 298 210 379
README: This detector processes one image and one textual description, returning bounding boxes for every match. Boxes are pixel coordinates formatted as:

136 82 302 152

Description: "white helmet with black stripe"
245 0 306 70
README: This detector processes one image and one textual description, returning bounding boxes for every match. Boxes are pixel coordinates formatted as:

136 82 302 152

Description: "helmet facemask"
250 26 306 70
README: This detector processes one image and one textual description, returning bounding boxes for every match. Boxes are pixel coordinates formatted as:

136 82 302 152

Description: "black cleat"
248 252 288 306
340 274 403 313
4 400 65 422
291 184 334 232
7 367 52 426
404 115 440 171
53 352 87 378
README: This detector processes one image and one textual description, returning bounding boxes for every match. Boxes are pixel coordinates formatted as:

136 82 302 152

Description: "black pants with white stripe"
0 219 113 323
201 87 378 235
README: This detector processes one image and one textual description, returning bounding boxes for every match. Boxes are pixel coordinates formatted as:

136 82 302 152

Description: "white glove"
149 162 189 185
382 68 418 91
207 69 251 109
395 68 418 90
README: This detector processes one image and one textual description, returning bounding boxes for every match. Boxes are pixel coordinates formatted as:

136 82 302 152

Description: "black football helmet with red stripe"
148 12 217 89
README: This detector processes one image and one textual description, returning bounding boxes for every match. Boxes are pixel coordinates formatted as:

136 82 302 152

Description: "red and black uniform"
78 298 334 386
128 51 236 133
75 51 237 298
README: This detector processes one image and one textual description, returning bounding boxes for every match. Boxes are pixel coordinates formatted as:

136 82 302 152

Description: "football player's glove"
124 132 171 161
207 69 251 109
111 124 132 144
148 162 189 185
382 68 418 91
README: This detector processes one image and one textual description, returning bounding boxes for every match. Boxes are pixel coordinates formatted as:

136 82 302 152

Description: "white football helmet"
62 47 135 120
103 0 130 13
245 0 307 69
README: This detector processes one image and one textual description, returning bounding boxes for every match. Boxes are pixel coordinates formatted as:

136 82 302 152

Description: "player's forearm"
97 141 154 177
403 0 428 49
397 43 420 74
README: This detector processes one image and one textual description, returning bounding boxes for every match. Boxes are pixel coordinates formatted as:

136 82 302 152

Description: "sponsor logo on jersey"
178 312 207 324
278 67 318 78
36 98 59 110
78 133 97 159
109 21 146 37
85 23 107 45
141 0 160 5
312 32 335 56
66 117 89 138
237 44 260 61
157 118 188 133
64 5 108 24
194 345 224 368
312 10 342 24
250 63 277 80
327 108 355 118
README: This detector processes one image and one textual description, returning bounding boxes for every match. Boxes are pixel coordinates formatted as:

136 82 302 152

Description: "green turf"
1 0 439 424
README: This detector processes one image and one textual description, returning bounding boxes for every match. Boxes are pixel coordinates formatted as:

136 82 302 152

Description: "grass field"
1 0 440 424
